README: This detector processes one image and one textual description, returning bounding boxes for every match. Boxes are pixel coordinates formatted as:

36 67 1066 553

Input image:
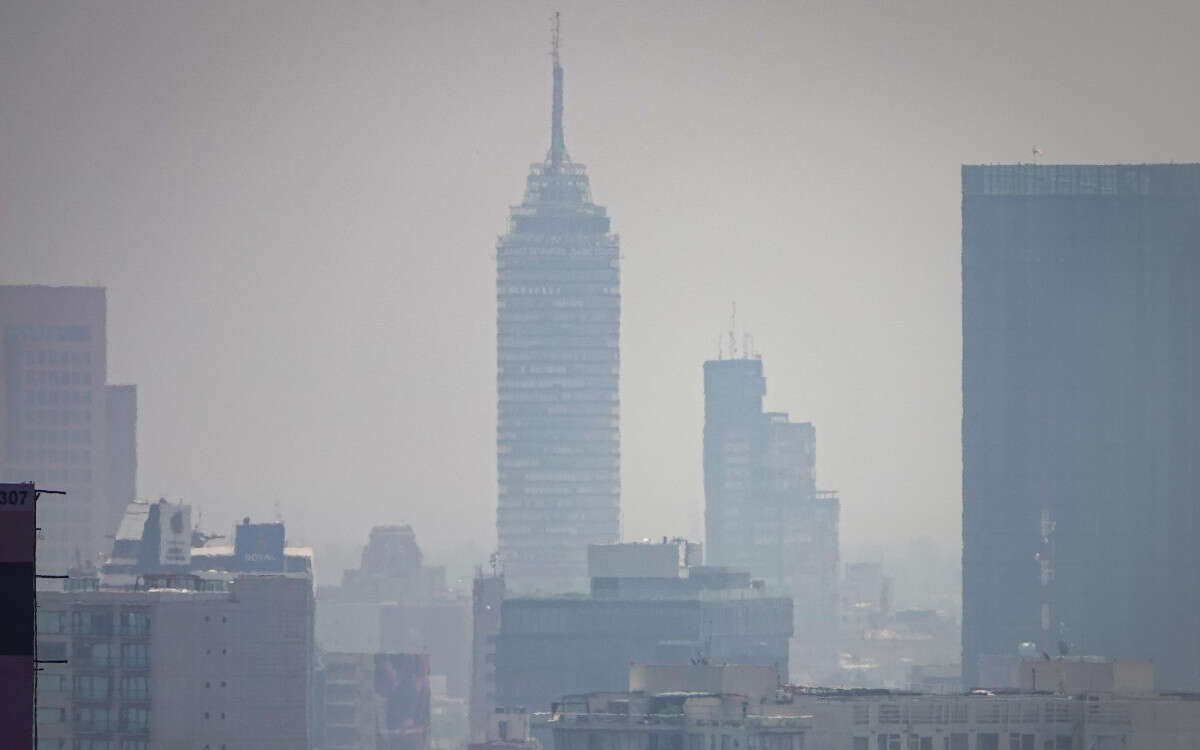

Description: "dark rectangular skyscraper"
962 164 1200 690
495 28 620 593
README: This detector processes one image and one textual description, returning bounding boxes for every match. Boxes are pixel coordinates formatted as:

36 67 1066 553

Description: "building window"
36 610 65 634
120 706 151 733
35 706 64 724
119 610 151 636
73 675 110 700
120 675 150 701
121 643 149 669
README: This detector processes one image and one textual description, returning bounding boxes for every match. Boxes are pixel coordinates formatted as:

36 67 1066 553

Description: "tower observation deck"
495 18 620 593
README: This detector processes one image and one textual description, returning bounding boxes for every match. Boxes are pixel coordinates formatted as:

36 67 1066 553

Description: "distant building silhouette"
492 539 792 715
469 568 504 742
317 525 470 700
495 27 620 593
962 163 1200 690
702 355 839 669
0 285 124 574
103 384 137 552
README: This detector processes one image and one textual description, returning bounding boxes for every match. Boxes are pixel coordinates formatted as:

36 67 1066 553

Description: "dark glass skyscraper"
962 164 1200 690
495 32 620 593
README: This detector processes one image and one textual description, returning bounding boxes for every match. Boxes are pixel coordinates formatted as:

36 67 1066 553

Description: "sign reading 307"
0 483 34 510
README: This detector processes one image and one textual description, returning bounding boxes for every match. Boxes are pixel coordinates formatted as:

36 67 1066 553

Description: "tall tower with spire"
495 16 620 593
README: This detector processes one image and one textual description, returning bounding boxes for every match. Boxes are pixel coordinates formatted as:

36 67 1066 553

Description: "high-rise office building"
495 27 620 592
702 355 839 649
1 286 110 574
104 384 137 551
962 164 1200 690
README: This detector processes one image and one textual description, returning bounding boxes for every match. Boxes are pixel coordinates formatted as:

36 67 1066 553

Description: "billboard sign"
158 502 191 567
374 653 430 750
234 521 285 573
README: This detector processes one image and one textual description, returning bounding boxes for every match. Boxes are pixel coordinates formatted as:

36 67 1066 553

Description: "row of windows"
65 642 149 669
498 296 619 310
499 286 619 296
498 337 618 349
21 428 92 445
18 448 91 466
37 741 151 750
499 365 617 376
499 443 619 456
857 733 1072 750
500 458 618 471
499 349 618 363
21 388 93 406
22 408 92 426
500 484 619 496
24 369 93 387
5 324 91 343
2 467 92 484
38 610 150 636
21 348 92 366
499 391 617 404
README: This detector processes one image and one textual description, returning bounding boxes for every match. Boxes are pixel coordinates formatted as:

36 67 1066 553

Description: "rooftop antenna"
1036 507 1056 656
728 302 738 359
548 11 566 166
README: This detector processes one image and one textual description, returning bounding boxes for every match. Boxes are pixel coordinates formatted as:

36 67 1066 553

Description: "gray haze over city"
3 0 1198 588
9 1 1200 748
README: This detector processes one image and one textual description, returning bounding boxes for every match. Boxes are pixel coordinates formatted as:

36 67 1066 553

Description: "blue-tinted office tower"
962 164 1200 689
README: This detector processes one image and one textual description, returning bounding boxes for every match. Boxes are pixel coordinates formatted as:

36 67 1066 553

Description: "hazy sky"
3 1 1198 582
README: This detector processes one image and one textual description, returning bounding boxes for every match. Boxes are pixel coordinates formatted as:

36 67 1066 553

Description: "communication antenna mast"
551 11 560 63
728 302 738 359
1036 508 1056 656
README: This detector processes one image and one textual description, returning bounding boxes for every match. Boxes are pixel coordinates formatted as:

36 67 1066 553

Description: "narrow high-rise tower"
702 351 839 665
495 17 620 593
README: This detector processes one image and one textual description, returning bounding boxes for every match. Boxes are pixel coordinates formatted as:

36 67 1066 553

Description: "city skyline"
4 2 1200 579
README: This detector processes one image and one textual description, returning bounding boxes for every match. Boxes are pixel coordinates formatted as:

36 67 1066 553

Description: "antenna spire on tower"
549 11 567 166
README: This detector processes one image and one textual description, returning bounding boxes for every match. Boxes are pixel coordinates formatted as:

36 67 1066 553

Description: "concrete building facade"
548 664 1200 750
36 575 314 750
495 30 621 593
962 164 1200 689
1 286 111 574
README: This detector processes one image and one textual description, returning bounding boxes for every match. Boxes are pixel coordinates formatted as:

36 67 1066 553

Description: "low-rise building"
36 509 315 749
547 663 1200 750
494 539 793 716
